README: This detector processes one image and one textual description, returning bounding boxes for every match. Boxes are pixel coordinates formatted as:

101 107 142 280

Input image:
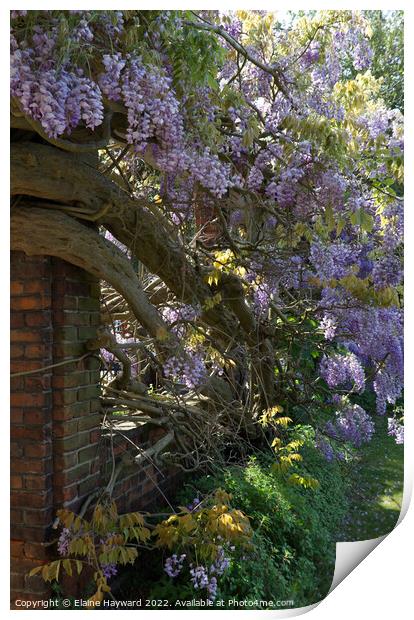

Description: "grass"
339 414 404 541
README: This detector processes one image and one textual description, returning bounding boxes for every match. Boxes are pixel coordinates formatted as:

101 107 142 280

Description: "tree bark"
11 142 241 343
10 206 170 344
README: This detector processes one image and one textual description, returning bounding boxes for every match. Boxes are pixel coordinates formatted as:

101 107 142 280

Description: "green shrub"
175 443 348 608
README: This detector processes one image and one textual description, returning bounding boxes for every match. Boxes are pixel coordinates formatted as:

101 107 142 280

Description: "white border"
2 2 413 618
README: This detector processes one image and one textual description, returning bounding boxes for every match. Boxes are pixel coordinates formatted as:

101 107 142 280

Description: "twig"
11 353 92 378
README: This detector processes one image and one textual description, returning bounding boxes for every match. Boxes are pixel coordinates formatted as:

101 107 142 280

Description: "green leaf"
63 559 73 577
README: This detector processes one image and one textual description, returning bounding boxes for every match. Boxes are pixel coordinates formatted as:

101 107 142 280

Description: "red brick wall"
194 201 221 246
10 251 181 606
11 253 53 601
10 252 102 604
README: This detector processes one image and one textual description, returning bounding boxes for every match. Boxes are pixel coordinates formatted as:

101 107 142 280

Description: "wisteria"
57 528 72 557
315 433 335 462
164 554 186 578
320 352 365 393
186 497 202 512
163 536 232 602
10 10 403 442
372 255 403 290
325 403 375 448
101 563 118 580
11 23 104 138
318 300 403 416
387 416 404 444
164 350 207 389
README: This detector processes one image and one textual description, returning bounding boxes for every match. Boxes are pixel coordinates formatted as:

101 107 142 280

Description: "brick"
24 475 51 491
78 385 100 401
10 281 24 295
23 509 54 527
11 572 25 590
25 311 50 327
54 326 78 343
89 429 101 443
11 296 47 311
23 409 49 425
52 419 79 439
10 507 24 522
25 344 48 359
12 510 53 542
25 374 51 391
77 444 99 464
11 344 24 359
11 376 25 392
11 590 50 606
53 342 85 358
11 253 49 277
55 279 89 297
90 459 102 475
11 392 47 408
53 388 79 406
89 397 101 412
85 357 101 372
10 407 24 424
77 326 98 341
77 413 101 432
52 259 71 274
11 425 50 441
11 442 24 458
11 475 23 490
52 372 90 389
53 431 91 452
11 540 25 558
13 459 52 475
24 542 49 561
83 270 99 284
11 329 42 343
10 360 39 374
24 571 49 591
54 484 78 504
90 313 101 326
78 297 100 312
90 283 101 297
65 311 92 326
11 491 52 509
53 293 78 310
9 252 152 602
24 443 51 459
53 401 90 420
53 451 78 470
24 281 50 295
53 462 90 486
10 313 25 328
78 475 100 498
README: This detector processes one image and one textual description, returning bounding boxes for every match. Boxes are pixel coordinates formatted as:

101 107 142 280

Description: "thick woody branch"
10 142 242 342
10 206 170 345
11 98 113 153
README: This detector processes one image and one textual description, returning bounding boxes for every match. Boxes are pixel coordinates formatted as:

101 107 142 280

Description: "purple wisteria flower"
164 554 186 578
57 528 71 556
209 547 230 576
190 565 209 589
186 497 201 512
164 350 207 389
101 563 118 580
325 404 374 448
387 417 404 444
320 352 365 393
